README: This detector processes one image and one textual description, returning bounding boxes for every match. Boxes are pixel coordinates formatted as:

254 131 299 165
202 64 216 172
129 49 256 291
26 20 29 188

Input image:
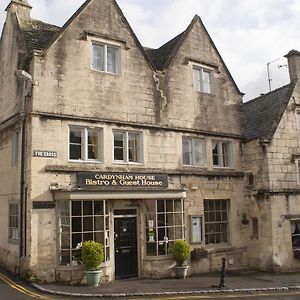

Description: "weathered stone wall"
158 20 243 134
0 13 24 123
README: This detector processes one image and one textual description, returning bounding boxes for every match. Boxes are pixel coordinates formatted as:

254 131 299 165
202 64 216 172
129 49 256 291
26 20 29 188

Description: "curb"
31 283 300 298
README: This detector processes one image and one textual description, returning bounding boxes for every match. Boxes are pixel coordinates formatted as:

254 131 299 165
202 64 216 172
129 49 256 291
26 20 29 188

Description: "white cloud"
1 0 299 101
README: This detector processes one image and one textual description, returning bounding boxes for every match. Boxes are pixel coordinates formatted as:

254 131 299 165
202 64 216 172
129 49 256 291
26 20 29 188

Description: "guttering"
15 69 33 273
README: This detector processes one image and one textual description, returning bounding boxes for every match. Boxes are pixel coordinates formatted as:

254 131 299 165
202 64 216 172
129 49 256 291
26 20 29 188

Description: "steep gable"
243 81 296 141
145 15 242 96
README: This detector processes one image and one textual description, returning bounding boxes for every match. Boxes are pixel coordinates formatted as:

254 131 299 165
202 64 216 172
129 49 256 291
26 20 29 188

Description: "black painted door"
114 217 138 279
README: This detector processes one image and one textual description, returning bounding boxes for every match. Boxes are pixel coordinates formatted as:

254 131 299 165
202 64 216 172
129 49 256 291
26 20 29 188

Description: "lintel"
52 189 186 200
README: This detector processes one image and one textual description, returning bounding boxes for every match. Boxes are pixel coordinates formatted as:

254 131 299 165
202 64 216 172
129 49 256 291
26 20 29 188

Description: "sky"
0 0 299 101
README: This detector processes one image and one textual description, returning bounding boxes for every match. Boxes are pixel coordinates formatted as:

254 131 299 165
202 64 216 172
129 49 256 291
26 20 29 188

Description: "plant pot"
241 219 249 225
174 265 189 279
84 270 102 287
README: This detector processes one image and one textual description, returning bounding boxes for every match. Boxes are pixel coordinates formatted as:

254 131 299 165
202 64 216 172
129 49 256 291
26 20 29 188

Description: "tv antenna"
267 58 280 91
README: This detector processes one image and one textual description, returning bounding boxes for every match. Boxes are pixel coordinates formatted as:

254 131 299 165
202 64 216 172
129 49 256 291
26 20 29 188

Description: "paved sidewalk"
32 270 300 298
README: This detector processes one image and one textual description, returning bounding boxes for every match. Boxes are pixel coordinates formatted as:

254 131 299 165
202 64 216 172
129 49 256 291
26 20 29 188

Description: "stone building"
243 50 300 272
0 0 247 282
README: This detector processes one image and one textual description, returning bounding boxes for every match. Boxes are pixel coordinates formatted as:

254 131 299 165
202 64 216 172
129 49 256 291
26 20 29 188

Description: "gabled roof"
243 81 296 141
144 15 243 95
144 32 185 71
19 19 60 53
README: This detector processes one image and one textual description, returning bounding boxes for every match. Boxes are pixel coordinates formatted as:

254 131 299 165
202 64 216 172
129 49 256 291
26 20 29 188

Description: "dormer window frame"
189 60 216 95
89 36 121 75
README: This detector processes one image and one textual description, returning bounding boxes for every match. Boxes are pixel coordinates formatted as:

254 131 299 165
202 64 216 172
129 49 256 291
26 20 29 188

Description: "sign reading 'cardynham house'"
77 172 168 189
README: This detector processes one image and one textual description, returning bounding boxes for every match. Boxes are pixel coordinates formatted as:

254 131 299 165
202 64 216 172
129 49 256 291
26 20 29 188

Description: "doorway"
114 210 138 279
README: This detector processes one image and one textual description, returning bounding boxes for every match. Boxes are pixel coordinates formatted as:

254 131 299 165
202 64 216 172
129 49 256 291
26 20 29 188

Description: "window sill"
90 69 120 76
8 239 19 245
68 160 103 164
182 165 207 169
213 166 234 170
112 161 143 166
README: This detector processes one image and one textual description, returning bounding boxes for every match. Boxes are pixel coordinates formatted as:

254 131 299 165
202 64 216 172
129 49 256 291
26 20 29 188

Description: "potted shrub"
82 240 104 287
172 240 191 279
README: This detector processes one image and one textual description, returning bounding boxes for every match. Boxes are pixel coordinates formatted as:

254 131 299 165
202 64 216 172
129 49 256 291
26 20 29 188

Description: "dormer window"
193 66 214 94
92 42 120 74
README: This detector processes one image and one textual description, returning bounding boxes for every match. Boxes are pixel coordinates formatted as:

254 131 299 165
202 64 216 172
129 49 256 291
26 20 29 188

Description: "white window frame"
182 136 207 166
112 130 143 164
193 65 214 94
212 140 233 168
91 41 121 74
68 126 103 162
9 203 19 243
11 130 19 167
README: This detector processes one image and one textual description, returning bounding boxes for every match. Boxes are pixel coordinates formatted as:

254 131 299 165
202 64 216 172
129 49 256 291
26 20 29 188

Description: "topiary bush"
172 240 191 266
81 241 104 271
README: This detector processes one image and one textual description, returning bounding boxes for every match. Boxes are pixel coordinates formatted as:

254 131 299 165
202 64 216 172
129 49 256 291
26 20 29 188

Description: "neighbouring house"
0 0 271 283
243 50 300 272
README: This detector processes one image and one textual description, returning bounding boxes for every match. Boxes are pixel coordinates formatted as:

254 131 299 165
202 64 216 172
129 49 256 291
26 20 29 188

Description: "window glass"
92 42 120 74
92 44 104 71
9 204 19 241
252 218 258 239
204 199 229 245
128 133 139 162
107 46 117 73
58 200 110 265
212 140 233 168
113 132 124 161
291 221 300 250
69 128 82 160
145 199 185 256
182 137 206 166
113 131 142 163
182 138 192 165
193 66 213 94
87 129 100 160
69 127 102 162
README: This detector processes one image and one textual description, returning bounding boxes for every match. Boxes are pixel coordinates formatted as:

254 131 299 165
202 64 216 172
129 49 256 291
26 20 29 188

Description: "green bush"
172 240 191 266
81 241 104 271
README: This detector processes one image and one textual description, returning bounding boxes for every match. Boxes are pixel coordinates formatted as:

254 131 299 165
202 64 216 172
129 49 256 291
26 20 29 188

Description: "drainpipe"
15 69 33 275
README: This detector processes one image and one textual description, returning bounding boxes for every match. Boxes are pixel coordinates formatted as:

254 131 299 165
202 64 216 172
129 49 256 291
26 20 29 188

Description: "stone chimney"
284 50 300 82
5 0 32 22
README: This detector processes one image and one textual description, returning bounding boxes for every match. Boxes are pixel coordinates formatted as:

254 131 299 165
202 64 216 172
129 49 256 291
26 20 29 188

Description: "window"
69 127 102 162
11 131 19 166
9 203 19 242
251 217 258 240
204 199 229 245
247 173 255 187
193 66 214 94
212 140 233 168
113 131 142 163
291 220 300 251
182 137 206 166
145 199 185 256
58 200 110 265
92 42 120 74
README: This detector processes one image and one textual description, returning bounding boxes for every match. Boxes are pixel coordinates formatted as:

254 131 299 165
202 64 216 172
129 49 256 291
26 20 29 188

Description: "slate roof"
243 81 296 141
19 19 60 53
144 32 185 71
